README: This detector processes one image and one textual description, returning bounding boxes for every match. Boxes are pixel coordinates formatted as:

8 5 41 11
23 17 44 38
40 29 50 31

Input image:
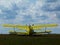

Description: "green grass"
0 34 60 45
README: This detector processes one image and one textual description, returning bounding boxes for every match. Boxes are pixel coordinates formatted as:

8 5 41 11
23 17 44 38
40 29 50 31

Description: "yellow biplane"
2 24 58 35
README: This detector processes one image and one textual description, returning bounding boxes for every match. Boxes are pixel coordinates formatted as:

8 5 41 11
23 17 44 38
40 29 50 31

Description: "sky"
0 0 60 34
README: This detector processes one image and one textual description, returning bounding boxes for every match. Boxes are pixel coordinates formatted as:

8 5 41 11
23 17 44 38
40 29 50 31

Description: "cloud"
0 9 3 14
46 0 57 2
0 0 59 24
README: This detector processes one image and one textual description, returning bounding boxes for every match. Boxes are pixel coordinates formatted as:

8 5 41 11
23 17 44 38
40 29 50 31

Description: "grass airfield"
0 34 60 45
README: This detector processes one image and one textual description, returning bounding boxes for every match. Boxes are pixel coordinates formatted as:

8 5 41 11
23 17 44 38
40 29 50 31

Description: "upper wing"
32 24 58 30
16 25 29 30
2 24 29 30
3 24 16 27
3 24 58 30
32 26 43 30
43 24 58 27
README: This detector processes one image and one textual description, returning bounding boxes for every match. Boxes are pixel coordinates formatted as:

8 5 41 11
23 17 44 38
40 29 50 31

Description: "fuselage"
27 25 35 35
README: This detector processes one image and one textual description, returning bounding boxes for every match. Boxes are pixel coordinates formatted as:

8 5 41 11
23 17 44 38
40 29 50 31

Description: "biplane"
2 24 58 35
